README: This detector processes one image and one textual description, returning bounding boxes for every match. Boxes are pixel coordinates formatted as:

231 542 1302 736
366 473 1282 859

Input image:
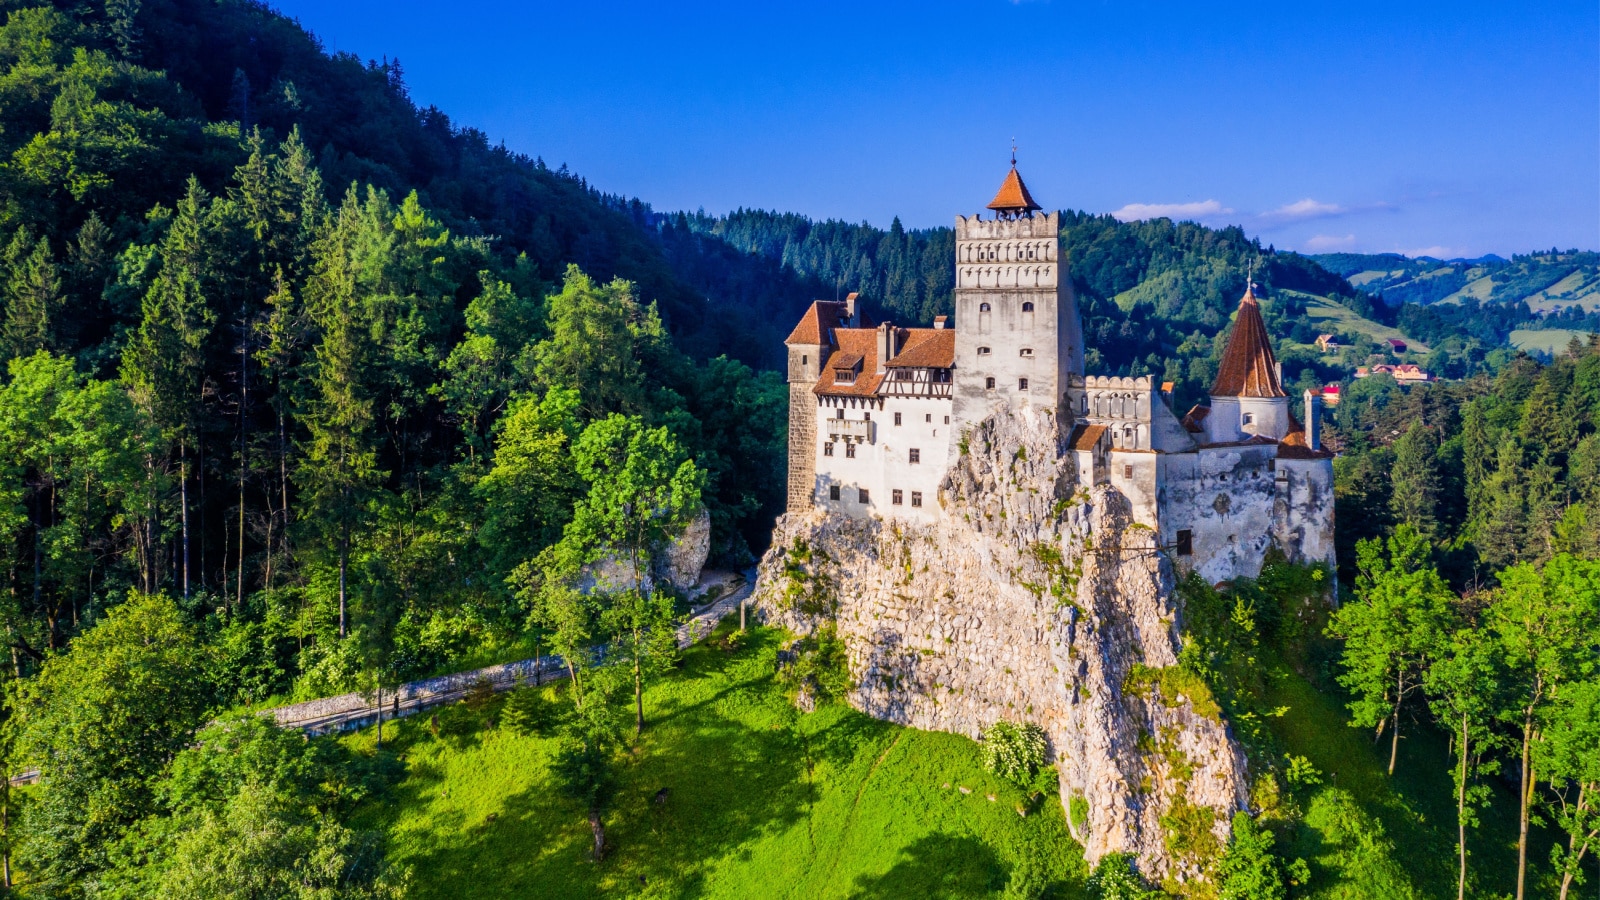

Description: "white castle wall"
812 394 953 525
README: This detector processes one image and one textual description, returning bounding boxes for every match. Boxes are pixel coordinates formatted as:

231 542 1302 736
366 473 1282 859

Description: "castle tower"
952 163 1085 433
1206 284 1290 443
783 294 861 512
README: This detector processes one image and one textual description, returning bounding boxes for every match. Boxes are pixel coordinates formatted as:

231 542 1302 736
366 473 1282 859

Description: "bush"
780 624 852 703
1217 811 1301 900
501 685 558 737
981 721 1047 786
1086 852 1160 900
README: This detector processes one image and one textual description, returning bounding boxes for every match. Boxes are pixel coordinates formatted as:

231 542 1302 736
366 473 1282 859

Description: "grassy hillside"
344 624 1085 900
1315 252 1600 313
333 618 1544 900
1509 327 1598 356
1293 291 1429 353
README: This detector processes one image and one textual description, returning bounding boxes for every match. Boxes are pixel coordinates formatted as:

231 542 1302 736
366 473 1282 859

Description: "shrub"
780 624 853 703
981 721 1047 786
501 685 558 737
1217 811 1300 900
1086 852 1160 900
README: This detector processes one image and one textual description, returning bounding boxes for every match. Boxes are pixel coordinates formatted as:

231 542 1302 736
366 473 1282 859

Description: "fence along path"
266 574 753 737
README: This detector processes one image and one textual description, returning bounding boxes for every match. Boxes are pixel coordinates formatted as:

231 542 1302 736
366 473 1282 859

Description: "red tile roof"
815 329 886 397
884 328 956 368
815 326 956 398
1181 404 1210 434
1068 423 1108 451
987 167 1042 213
785 300 872 345
1210 286 1286 398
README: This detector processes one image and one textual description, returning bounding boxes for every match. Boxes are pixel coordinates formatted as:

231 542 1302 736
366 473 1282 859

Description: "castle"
784 164 1335 584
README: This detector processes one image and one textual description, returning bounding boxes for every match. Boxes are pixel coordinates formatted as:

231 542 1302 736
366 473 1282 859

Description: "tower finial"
1010 138 1016 168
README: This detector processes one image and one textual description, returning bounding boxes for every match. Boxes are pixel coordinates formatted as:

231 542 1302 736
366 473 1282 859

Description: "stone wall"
753 403 1248 882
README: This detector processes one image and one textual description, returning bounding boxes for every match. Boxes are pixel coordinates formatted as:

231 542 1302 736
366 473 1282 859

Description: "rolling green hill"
1315 251 1600 313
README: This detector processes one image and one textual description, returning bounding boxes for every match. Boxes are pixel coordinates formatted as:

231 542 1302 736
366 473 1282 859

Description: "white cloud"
1258 198 1348 224
1110 200 1232 223
1396 245 1469 260
1302 234 1358 252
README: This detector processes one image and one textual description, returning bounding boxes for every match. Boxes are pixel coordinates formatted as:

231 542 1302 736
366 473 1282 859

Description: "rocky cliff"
752 405 1250 883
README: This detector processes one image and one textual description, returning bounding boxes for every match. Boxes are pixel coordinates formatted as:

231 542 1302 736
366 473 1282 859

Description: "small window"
911 491 923 508
1176 529 1193 556
863 411 871 421
892 489 903 505
980 302 991 312
944 416 950 425
985 377 996 390
836 370 855 384
802 355 808 365
1124 464 1133 479
909 448 921 464
978 346 991 356
836 408 845 419
858 488 870 503
829 485 841 501
846 443 856 459
1242 412 1255 425
824 442 834 457
925 414 932 423
894 412 902 426
1020 348 1033 358
1018 378 1030 391
1022 302 1034 312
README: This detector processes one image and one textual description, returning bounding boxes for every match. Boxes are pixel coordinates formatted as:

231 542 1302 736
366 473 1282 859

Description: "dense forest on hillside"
0 1 1593 898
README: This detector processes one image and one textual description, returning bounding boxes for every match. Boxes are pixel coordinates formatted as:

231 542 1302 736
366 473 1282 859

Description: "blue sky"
269 1 1598 258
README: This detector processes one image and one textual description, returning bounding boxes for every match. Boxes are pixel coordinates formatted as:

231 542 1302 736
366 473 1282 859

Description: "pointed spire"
987 163 1042 216
1210 284 1286 398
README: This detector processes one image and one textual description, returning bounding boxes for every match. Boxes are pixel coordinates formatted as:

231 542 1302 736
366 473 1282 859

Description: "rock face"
582 507 712 595
753 405 1249 882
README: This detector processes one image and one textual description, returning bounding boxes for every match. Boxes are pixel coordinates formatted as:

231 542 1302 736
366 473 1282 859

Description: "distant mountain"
1310 251 1600 312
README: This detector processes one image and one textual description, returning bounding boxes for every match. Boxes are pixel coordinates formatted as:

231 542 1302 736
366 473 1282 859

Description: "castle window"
979 303 991 312
1020 348 1033 358
837 408 845 419
1124 464 1133 479
858 488 870 503
925 414 932 423
863 411 871 421
830 485 841 501
1242 413 1255 425
1018 378 1030 391
1022 302 1034 312
909 448 921 464
824 442 834 457
911 491 923 507
836 369 855 384
978 346 991 356
802 355 808 365
894 412 902 426
986 377 996 390
846 443 856 459
1176 529 1193 556
944 416 950 424
892 489 903 505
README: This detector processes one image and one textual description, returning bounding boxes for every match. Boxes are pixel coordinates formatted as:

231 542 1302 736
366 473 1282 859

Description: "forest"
0 0 1592 898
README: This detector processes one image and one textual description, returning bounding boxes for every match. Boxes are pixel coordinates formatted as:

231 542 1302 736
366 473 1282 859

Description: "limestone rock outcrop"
753 405 1249 882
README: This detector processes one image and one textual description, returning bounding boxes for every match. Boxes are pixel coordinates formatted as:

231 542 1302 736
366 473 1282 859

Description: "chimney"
1304 389 1322 451
877 322 893 366
933 316 948 330
845 292 860 327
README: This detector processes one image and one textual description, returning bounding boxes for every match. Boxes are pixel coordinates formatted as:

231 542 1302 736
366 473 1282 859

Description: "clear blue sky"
269 0 1598 258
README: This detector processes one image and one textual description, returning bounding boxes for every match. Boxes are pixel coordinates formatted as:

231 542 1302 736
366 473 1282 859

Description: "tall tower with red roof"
951 162 1084 433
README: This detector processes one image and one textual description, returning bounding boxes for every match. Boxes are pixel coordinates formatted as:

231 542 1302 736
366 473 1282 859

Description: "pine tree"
1390 422 1443 540
0 228 62 361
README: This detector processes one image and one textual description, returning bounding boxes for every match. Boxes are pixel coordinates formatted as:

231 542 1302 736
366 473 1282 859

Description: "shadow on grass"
844 833 1007 899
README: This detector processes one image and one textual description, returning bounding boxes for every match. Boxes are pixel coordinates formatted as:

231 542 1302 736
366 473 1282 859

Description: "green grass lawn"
1510 328 1597 356
337 624 1553 899
343 624 1085 900
1293 292 1430 353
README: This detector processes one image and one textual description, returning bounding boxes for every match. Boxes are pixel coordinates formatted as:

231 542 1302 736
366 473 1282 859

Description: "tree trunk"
338 526 348 638
634 649 644 737
1457 713 1468 900
238 324 248 611
588 808 605 861
1556 786 1594 900
1388 699 1401 776
180 447 190 600
376 685 383 748
1517 705 1535 900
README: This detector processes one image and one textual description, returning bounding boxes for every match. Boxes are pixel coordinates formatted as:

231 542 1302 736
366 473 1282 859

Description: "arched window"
979 302 991 312
1022 302 1034 312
